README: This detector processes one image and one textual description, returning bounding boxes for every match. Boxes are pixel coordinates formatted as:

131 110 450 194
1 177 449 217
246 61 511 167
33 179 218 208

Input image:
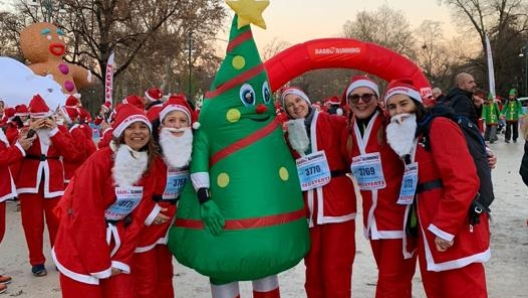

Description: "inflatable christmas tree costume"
168 1 310 297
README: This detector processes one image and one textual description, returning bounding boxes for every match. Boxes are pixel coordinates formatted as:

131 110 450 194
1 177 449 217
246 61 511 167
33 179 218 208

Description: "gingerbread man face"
20 22 66 63
19 22 93 95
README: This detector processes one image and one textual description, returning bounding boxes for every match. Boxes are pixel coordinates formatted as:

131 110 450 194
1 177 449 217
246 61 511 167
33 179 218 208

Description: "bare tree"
261 37 291 62
343 4 416 59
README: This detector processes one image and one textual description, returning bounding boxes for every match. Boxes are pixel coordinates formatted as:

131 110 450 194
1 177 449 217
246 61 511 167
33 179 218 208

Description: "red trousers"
19 184 60 266
418 242 487 298
132 244 174 298
0 202 5 243
370 239 417 298
60 272 134 298
304 220 356 298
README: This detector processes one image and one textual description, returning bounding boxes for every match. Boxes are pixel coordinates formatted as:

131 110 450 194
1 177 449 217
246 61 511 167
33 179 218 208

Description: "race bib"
105 186 143 221
296 151 331 191
351 152 386 190
397 163 418 205
163 168 189 200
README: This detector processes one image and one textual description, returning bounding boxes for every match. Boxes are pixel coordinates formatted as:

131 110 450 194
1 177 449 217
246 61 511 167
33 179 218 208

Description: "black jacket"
520 141 528 186
445 87 482 126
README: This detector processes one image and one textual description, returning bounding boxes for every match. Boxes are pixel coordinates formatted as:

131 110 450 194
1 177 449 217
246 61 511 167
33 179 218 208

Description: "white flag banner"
104 52 115 106
485 35 496 98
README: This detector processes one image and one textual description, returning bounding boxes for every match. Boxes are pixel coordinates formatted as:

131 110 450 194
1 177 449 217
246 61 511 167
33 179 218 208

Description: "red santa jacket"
5 123 19 144
62 124 96 183
289 111 356 227
348 111 407 241
15 126 82 198
52 147 160 285
414 117 490 272
97 127 113 149
135 158 182 253
0 133 25 202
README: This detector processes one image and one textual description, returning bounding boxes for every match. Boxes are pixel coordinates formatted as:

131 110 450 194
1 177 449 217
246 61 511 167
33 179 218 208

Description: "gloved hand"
200 200 225 236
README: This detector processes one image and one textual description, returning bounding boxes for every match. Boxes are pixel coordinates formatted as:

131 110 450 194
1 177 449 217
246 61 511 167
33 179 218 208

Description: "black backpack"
416 106 495 223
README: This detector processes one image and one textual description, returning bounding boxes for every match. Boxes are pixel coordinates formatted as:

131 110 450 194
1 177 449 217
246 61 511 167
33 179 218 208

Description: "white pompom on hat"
384 79 422 104
112 104 152 138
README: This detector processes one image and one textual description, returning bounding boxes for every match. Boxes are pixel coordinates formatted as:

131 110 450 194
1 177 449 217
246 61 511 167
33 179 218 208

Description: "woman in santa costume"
53 104 162 297
14 95 82 276
132 94 197 298
56 106 96 185
384 79 490 298
343 76 417 298
0 121 35 293
282 87 356 298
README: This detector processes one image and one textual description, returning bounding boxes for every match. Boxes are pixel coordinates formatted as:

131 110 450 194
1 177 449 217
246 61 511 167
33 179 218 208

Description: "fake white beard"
112 144 148 187
36 128 51 146
386 113 418 158
56 118 65 126
159 127 193 168
286 118 310 155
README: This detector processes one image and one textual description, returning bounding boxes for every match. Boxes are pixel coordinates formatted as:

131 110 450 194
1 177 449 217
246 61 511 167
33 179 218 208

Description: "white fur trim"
15 142 26 156
336 108 343 116
112 115 151 138
145 204 162 226
346 79 380 98
385 86 422 103
286 118 310 155
281 88 310 107
49 127 59 137
30 110 54 118
192 122 200 129
191 172 210 190
110 261 130 274
160 105 191 124
428 224 455 242
52 248 104 285
145 90 160 102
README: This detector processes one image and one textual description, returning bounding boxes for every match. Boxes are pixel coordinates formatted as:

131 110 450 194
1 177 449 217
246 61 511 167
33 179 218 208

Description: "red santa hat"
146 105 163 122
384 79 422 104
280 87 310 107
101 101 112 111
145 87 163 102
122 95 145 110
159 94 200 129
14 104 29 117
60 106 78 124
3 107 15 122
29 94 53 118
78 108 92 123
112 104 152 138
65 95 80 108
344 75 380 100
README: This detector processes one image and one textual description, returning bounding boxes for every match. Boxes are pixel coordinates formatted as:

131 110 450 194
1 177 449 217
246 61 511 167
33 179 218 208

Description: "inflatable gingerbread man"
19 22 93 95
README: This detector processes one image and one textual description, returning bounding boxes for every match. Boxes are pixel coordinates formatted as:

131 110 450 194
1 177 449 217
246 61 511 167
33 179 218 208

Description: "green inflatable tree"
168 0 310 284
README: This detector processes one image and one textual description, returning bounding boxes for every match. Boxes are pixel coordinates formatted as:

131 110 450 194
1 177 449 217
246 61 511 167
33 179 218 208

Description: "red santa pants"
370 238 417 298
19 186 60 266
418 245 487 298
60 272 134 298
304 220 356 298
132 244 174 298
0 202 5 243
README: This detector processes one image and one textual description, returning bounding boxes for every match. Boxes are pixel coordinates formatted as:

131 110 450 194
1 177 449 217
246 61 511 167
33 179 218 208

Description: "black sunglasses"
347 93 376 104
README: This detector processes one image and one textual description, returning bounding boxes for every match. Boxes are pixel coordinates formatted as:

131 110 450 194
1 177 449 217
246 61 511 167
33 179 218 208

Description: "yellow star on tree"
226 0 270 29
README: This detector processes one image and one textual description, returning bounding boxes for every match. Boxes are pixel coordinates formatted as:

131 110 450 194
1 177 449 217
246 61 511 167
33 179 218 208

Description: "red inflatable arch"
264 38 433 103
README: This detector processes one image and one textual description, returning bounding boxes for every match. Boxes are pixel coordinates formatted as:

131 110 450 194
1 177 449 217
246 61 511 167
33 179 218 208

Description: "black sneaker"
505 140 510 143
31 264 47 277
514 139 517 143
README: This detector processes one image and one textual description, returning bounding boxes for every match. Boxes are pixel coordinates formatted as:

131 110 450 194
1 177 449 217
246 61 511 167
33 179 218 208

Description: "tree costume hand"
200 200 225 236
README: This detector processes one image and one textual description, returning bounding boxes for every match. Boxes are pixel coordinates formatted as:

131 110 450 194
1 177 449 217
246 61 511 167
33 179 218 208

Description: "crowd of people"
0 71 515 298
